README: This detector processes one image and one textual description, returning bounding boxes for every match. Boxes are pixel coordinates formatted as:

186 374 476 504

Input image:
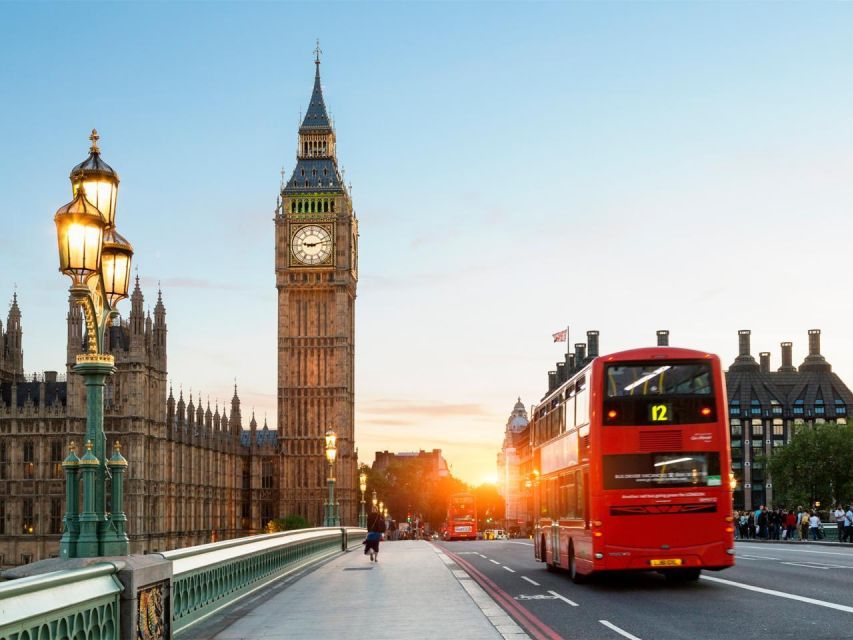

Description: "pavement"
190 540 529 640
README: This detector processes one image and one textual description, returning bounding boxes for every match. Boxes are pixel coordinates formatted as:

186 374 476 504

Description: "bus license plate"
650 559 683 567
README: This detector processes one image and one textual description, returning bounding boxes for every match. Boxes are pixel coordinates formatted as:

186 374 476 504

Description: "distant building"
496 398 532 534
726 329 853 511
372 449 449 480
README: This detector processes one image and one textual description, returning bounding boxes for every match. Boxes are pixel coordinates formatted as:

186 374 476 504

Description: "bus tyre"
569 544 587 584
665 568 700 583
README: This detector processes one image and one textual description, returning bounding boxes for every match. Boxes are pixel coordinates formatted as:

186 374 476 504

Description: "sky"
2 1 853 485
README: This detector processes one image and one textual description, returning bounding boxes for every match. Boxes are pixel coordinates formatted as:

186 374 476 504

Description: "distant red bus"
532 346 735 582
447 493 477 541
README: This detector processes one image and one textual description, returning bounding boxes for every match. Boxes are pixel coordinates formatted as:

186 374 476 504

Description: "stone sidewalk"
190 540 527 640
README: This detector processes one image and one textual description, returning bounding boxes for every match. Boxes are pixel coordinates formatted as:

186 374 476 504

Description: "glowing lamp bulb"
701 407 712 416
607 410 618 419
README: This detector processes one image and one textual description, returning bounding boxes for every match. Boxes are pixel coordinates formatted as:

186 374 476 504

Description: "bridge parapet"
0 527 366 640
0 563 123 640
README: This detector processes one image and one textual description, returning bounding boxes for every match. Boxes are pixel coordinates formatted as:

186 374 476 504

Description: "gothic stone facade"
0 286 280 567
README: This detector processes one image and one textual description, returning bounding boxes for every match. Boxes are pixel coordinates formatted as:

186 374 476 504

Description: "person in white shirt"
844 506 853 543
808 512 821 541
835 506 846 542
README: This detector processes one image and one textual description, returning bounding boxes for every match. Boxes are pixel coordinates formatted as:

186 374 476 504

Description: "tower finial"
314 38 322 66
89 129 100 153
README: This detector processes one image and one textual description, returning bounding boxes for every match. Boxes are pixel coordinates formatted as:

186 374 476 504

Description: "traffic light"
407 513 412 523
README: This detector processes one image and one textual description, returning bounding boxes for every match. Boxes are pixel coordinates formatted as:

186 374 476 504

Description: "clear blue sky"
2 2 853 484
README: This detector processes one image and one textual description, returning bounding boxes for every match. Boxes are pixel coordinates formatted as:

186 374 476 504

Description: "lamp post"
359 471 367 528
55 130 133 559
372 490 378 512
324 429 339 526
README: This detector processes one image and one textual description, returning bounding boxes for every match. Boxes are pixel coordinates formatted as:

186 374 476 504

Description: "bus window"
577 470 586 522
576 377 589 426
565 387 576 430
561 473 577 518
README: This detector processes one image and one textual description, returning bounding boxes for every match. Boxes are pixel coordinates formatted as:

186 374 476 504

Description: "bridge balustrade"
0 527 366 640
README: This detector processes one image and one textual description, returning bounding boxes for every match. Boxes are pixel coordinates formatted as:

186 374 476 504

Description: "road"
435 539 853 640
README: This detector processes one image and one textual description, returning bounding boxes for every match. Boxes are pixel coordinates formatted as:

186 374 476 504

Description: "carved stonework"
136 580 169 640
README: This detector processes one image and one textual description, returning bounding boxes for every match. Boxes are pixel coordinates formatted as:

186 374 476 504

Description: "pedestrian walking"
799 510 810 542
363 508 387 562
844 505 853 543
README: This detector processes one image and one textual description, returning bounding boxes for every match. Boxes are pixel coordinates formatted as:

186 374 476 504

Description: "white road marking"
548 590 579 607
489 559 501 565
599 620 642 640
479 553 488 559
701 575 853 614
503 566 516 573
736 545 853 558
521 576 541 586
736 554 780 560
509 541 534 546
781 561 852 570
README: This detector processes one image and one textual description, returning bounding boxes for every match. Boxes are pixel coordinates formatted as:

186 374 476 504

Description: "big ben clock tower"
275 46 358 525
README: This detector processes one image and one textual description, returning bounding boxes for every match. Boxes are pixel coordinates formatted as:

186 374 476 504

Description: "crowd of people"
734 505 853 542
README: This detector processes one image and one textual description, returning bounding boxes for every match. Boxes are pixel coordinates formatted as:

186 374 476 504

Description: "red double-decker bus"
532 346 735 582
446 493 478 541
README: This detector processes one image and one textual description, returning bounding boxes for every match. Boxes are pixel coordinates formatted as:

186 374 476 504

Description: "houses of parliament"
0 53 359 566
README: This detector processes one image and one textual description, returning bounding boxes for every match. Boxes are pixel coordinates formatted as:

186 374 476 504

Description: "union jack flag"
552 329 568 343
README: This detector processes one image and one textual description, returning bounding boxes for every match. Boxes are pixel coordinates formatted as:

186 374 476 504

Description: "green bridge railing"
0 527 366 640
0 563 123 640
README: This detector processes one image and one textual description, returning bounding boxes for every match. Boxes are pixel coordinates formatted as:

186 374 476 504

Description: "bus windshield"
450 498 475 521
606 363 712 397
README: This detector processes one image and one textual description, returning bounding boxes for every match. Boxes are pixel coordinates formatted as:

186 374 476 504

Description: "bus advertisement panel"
532 346 735 582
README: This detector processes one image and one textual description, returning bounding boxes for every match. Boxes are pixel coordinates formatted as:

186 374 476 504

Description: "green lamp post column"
77 441 101 557
324 429 338 527
59 442 80 559
102 440 129 555
54 130 134 558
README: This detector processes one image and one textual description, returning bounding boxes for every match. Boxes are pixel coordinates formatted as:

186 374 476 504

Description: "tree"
267 514 311 532
765 421 853 509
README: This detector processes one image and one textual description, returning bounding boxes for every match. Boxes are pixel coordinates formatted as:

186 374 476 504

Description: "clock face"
291 225 332 266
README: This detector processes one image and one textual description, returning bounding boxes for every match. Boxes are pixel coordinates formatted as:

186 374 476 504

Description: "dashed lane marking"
490 559 502 565
521 576 541 586
547 590 579 607
509 541 534 547
600 620 642 640
479 553 489 558
503 566 516 573
701 574 853 614
515 594 559 600
736 554 780 560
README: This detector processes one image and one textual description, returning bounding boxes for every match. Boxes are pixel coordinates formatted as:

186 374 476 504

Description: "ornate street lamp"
55 130 132 559
323 429 339 526
359 471 368 528
372 490 378 511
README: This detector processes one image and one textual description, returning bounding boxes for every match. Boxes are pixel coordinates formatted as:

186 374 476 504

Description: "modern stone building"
275 50 359 525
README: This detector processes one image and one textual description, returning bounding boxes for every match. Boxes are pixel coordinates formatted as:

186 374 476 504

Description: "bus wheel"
665 568 700 583
569 543 587 584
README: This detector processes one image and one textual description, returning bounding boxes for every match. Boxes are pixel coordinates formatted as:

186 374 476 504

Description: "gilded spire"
89 129 100 154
